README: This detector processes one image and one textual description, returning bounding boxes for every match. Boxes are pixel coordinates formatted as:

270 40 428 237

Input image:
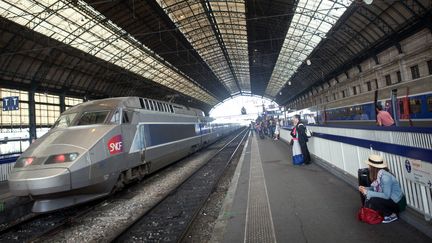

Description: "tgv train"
8 97 240 212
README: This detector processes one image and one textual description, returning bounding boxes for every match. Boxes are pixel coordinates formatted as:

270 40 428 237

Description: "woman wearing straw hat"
359 154 407 223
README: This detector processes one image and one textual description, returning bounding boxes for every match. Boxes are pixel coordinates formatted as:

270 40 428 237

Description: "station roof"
0 0 431 113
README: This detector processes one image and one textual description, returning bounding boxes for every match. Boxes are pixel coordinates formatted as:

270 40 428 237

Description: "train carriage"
8 97 240 212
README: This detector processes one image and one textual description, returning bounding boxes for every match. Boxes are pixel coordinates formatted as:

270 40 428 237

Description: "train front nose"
8 146 85 197
8 167 71 196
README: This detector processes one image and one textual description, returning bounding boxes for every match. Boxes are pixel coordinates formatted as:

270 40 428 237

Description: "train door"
198 118 203 147
137 123 146 163
120 109 136 169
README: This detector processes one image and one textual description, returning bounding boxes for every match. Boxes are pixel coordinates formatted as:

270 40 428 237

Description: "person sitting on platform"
359 154 406 223
376 104 395 126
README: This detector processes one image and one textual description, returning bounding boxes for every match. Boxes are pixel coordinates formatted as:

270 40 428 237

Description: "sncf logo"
108 135 123 155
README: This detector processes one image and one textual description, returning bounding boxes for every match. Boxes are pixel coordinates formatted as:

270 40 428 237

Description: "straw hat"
365 154 387 168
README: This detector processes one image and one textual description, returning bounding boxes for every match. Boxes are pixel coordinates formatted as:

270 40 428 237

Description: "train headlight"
45 153 79 164
15 157 35 168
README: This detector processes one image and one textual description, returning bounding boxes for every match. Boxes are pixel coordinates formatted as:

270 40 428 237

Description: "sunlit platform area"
211 133 431 243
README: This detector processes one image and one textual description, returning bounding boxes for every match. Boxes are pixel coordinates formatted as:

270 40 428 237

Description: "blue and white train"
8 97 241 212
318 92 432 126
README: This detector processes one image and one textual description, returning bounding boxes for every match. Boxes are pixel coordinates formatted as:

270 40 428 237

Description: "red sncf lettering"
107 135 123 155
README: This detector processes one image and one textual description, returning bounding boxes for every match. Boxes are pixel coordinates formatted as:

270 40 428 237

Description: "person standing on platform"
274 118 280 140
376 104 395 126
359 154 406 223
290 115 311 165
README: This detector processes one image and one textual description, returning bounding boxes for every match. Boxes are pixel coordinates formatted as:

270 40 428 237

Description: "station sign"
2 96 19 111
403 159 432 188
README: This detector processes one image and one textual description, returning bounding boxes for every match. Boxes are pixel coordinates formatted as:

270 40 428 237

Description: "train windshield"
53 113 78 128
76 110 111 126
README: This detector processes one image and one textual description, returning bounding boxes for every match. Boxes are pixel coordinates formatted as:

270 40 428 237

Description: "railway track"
0 129 247 242
113 128 249 242
0 200 101 243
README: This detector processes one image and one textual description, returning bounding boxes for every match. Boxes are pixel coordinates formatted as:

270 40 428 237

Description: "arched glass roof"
265 0 351 98
0 0 219 105
156 0 250 94
0 0 430 112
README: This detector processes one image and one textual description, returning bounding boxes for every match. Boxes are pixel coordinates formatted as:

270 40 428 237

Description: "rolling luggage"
358 168 371 206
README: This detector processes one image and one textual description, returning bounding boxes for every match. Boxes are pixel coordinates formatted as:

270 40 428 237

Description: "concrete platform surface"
214 135 431 243
0 181 8 196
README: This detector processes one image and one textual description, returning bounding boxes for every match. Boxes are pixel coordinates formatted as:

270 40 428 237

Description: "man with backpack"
290 115 311 165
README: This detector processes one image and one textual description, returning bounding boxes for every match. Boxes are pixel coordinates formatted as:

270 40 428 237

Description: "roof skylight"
0 0 218 105
265 0 351 98
156 0 250 94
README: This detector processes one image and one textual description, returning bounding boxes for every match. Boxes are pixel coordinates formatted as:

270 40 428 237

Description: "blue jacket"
366 170 404 203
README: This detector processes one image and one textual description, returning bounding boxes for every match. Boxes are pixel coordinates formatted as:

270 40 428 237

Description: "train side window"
169 105 174 113
139 98 145 109
157 102 162 111
427 96 432 112
122 111 130 124
409 99 421 114
399 101 405 115
144 99 149 110
110 110 121 124
153 101 158 111
149 101 154 110
163 104 168 112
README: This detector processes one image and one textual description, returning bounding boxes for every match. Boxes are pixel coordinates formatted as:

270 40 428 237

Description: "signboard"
2 96 19 111
403 159 432 188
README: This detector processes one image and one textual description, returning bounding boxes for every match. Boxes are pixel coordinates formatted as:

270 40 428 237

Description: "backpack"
299 123 313 138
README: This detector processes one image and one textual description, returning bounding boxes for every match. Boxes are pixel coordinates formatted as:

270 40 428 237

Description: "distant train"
8 97 241 212
290 75 432 127
318 92 432 126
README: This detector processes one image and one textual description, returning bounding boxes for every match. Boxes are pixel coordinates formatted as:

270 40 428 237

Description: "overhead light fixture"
288 81 292 85
364 0 373 4
306 59 311 66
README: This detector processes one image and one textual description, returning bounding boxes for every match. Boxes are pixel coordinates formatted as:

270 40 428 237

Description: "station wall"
288 28 432 110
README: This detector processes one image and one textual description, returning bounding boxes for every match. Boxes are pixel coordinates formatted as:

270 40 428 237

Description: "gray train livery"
8 97 240 212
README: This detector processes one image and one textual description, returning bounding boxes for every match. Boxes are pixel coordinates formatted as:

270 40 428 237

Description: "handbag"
357 207 383 224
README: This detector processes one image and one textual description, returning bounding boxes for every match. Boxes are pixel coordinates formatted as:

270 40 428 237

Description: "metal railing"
281 125 432 221
0 138 27 181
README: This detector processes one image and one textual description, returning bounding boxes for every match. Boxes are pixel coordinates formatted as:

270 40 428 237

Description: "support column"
399 57 408 82
59 92 66 113
28 81 37 143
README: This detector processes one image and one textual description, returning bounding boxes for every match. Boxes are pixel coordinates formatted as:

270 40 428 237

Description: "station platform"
212 133 431 243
